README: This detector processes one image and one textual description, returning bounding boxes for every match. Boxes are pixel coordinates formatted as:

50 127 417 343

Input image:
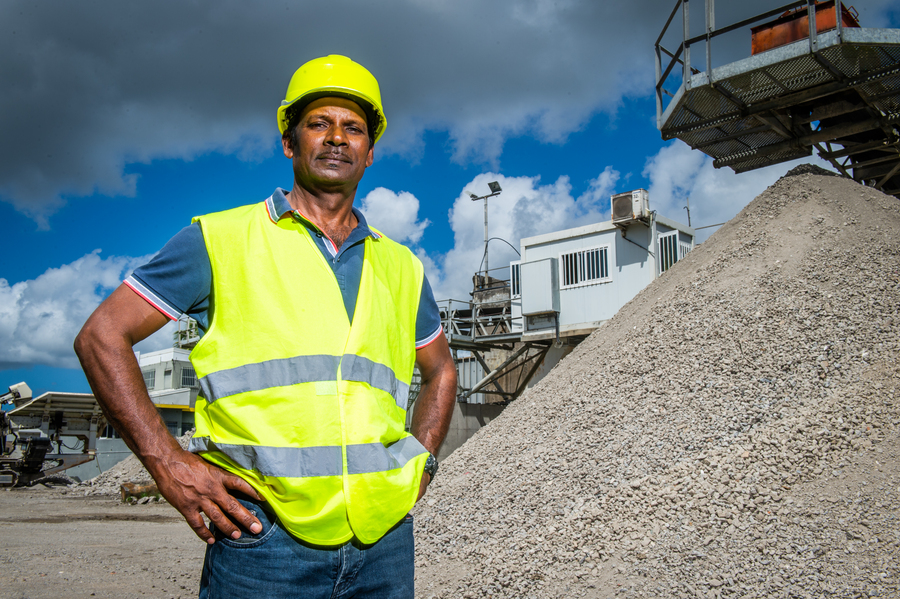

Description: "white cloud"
0 136 855 374
577 166 621 208
359 188 430 244
0 0 657 225
134 321 182 357
395 145 839 300
642 142 837 242
425 170 621 300
4 0 898 226
0 251 174 369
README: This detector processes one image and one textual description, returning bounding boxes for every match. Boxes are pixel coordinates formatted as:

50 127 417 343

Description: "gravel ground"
76 430 193 497
413 166 900 598
0 487 203 599
2 167 896 599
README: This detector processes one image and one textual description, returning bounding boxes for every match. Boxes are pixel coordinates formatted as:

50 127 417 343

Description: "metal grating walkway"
657 2 900 198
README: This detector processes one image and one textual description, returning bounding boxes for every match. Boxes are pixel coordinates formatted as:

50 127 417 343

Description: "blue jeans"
198 495 414 599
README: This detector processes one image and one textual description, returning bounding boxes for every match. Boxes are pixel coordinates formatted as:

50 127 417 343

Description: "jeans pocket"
212 496 280 549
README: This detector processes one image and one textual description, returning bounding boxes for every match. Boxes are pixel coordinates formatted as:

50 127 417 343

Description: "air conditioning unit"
611 189 650 223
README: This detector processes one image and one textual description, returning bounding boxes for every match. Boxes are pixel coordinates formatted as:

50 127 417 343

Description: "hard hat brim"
277 88 386 143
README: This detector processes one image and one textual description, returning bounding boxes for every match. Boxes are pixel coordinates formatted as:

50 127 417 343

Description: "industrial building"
137 348 199 437
511 190 695 342
432 189 695 455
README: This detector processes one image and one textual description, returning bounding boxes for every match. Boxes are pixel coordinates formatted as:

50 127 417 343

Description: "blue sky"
2 0 898 396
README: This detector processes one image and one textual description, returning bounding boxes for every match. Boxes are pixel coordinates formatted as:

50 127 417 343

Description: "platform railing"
436 300 522 344
436 266 522 345
655 0 846 126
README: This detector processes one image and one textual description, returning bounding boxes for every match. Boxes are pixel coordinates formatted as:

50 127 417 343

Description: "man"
75 55 457 598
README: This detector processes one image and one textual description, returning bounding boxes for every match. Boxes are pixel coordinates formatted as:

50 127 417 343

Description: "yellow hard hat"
277 55 387 143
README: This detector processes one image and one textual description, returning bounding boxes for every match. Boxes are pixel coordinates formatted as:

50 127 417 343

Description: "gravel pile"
414 167 900 599
77 429 194 496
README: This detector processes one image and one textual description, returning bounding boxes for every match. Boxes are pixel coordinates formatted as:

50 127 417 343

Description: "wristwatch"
423 453 439 479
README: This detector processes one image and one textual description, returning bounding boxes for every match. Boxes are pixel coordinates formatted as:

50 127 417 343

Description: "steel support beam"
664 62 900 139
819 139 900 160
715 114 900 169
876 160 900 190
465 344 531 399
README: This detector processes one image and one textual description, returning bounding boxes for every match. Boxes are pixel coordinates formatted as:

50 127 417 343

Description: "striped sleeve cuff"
415 325 444 350
123 276 182 321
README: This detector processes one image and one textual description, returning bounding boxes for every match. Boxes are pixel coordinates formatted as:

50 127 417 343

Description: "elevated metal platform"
440 299 521 351
436 291 553 405
656 0 900 197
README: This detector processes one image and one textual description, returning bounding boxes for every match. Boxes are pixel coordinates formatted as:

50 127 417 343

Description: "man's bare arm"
74 284 262 544
411 332 457 500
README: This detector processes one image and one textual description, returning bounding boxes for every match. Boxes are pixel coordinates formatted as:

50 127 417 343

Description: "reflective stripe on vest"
188 199 427 546
199 353 409 410
188 435 427 477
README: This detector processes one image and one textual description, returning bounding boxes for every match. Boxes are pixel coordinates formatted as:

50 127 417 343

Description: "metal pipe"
656 0 685 46
658 42 686 95
483 195 489 278
656 43 664 126
876 160 900 189
808 0 818 54
705 0 714 79
467 344 531 397
835 0 843 43
513 346 551 398
650 211 658 279
694 222 727 230
683 1 806 46
683 0 691 89
470 351 508 402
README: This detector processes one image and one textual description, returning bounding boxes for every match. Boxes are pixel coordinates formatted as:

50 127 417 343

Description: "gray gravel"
414 167 900 599
73 430 193 497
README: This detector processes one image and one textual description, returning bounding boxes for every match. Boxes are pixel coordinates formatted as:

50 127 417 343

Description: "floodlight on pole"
469 181 502 282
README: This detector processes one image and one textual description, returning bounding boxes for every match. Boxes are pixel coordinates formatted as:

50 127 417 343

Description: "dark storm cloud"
2 0 896 226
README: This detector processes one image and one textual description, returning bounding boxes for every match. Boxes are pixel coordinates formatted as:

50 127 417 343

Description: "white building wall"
520 225 645 331
612 223 655 312
514 216 694 336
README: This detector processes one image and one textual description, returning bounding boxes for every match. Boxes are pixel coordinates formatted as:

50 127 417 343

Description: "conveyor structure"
1 383 105 487
437 292 552 404
656 0 900 197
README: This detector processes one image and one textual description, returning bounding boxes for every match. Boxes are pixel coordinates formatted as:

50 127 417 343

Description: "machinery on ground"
1 382 106 487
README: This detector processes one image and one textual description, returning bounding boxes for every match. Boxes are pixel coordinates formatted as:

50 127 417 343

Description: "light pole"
468 181 502 283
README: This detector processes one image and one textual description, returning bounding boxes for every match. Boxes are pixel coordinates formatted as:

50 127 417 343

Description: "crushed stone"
75 429 194 497
414 169 900 599
782 163 840 178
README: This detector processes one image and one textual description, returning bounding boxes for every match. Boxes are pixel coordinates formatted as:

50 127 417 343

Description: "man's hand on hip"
74 285 264 545
152 449 264 544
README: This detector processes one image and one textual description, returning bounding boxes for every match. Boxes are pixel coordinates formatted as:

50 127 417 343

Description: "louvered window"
510 262 522 298
181 367 198 388
559 246 610 288
142 369 156 390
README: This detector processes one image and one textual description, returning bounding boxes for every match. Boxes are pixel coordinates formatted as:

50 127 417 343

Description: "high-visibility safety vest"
186 200 429 545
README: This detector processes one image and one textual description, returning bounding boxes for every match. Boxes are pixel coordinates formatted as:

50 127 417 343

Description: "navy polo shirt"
125 189 443 348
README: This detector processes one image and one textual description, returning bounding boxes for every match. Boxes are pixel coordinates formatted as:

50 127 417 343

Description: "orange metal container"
751 1 860 55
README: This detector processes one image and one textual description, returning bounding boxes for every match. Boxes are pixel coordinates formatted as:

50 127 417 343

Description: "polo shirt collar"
265 188 382 241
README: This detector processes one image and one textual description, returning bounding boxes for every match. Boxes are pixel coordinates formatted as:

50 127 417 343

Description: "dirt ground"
3 168 898 599
0 489 204 599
